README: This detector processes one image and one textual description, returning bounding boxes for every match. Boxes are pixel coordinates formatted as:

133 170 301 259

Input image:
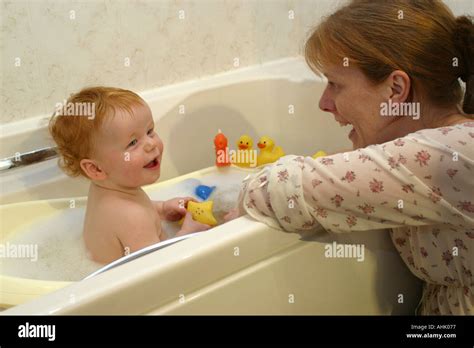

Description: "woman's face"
319 64 393 149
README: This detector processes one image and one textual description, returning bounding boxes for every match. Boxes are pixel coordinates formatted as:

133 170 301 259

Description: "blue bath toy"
195 185 215 201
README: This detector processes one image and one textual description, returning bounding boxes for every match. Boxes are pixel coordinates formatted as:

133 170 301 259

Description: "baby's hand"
161 197 196 221
176 212 211 236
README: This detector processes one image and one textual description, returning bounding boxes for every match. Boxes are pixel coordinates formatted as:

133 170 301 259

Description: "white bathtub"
0 58 422 314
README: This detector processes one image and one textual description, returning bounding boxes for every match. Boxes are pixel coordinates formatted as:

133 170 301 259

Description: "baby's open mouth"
144 157 160 169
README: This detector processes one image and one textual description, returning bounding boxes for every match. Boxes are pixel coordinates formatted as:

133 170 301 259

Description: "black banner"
0 315 472 346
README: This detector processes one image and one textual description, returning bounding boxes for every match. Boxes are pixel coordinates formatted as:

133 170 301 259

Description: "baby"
49 87 210 264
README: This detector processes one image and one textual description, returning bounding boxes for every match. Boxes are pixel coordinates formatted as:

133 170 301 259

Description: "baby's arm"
153 201 165 218
153 199 210 237
153 197 195 221
176 212 211 236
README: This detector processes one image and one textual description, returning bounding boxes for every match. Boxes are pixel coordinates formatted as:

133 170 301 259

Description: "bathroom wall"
1 0 472 125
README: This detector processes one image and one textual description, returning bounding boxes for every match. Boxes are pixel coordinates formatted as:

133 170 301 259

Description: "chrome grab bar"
0 146 58 172
82 231 205 280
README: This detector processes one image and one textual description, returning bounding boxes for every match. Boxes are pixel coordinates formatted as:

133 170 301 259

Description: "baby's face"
93 103 164 188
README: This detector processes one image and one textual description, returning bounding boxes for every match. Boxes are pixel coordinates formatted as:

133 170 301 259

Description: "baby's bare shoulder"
100 197 154 226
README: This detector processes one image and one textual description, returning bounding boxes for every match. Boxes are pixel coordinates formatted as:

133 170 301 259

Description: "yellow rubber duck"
257 136 285 166
234 135 256 168
312 150 327 159
179 201 218 226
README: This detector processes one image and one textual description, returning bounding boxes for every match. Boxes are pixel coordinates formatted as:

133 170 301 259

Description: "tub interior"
1 166 250 282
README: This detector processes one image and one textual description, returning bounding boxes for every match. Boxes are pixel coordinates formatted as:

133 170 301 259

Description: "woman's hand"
156 197 196 221
223 207 242 222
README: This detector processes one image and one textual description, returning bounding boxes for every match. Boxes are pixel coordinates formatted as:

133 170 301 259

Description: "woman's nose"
319 88 336 113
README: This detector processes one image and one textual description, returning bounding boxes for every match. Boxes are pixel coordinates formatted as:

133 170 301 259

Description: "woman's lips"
335 117 355 139
337 120 351 127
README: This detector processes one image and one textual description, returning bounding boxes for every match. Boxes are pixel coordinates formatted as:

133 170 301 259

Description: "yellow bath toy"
180 200 218 226
234 135 255 168
256 136 285 166
312 150 327 159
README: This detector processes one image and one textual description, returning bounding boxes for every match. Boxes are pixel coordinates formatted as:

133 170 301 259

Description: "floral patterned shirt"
237 121 474 315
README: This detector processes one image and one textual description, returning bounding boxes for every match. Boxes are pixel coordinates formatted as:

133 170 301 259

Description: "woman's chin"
349 129 366 149
349 133 359 149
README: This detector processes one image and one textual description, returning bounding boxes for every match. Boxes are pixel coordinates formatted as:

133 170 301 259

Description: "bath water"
2 168 249 281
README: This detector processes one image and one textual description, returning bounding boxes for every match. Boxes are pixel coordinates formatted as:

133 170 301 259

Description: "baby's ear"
80 159 107 181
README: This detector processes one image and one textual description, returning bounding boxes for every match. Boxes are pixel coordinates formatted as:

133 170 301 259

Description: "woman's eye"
328 81 340 90
128 139 138 147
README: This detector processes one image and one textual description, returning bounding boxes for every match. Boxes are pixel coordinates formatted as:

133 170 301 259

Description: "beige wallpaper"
1 0 472 125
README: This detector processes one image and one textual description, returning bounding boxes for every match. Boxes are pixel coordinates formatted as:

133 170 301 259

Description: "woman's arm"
224 148 356 223
237 126 473 233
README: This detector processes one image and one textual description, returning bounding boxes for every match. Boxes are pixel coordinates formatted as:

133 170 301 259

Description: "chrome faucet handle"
0 147 58 172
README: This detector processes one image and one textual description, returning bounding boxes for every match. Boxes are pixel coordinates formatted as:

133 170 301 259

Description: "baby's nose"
144 138 157 152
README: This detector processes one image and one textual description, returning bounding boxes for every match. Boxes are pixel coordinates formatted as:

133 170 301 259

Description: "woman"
227 0 473 315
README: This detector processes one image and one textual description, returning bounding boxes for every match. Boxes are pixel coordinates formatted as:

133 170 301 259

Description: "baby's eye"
128 139 138 147
147 128 154 135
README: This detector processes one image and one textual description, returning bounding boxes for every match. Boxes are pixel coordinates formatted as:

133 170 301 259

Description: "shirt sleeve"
238 127 474 233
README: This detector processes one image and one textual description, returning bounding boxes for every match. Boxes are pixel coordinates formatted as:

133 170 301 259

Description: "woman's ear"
80 159 107 181
387 70 411 103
